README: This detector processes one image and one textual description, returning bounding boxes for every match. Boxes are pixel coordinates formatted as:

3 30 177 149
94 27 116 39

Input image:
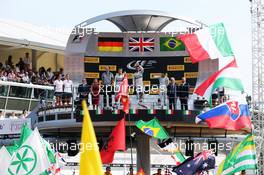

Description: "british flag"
129 37 155 52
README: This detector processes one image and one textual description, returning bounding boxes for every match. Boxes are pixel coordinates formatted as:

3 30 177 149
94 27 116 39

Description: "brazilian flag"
135 118 169 139
160 37 185 51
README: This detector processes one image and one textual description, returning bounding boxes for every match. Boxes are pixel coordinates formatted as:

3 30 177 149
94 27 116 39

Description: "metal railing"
0 81 54 113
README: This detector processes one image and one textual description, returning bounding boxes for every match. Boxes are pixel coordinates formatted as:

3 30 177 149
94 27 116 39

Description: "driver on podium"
133 62 144 103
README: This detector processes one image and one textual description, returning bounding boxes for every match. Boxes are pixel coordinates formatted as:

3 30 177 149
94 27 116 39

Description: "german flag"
98 37 123 52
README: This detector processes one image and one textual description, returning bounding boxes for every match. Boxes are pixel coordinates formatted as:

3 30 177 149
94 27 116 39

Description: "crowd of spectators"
0 53 63 86
0 110 29 120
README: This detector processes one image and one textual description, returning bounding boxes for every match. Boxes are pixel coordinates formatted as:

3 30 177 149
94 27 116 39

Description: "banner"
84 56 198 87
0 119 31 135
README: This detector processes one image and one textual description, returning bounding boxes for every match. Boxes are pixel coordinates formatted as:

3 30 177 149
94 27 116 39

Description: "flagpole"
127 113 134 168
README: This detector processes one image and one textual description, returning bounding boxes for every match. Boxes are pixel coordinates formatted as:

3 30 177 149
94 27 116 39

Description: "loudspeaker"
208 140 218 156
67 140 79 157
185 140 194 157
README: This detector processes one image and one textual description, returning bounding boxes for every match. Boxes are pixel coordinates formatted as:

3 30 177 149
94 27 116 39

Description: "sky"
0 0 252 93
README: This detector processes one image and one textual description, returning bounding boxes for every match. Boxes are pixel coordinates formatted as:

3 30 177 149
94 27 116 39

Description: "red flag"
100 117 126 164
136 168 145 175
116 74 130 114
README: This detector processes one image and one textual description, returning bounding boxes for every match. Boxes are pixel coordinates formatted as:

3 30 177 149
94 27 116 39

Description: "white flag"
5 128 51 175
0 146 12 175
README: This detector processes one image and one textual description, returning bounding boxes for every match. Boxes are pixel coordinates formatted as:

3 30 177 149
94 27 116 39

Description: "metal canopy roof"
0 18 70 53
76 10 204 32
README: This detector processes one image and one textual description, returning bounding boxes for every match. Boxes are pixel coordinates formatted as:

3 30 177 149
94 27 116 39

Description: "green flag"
5 128 51 175
160 37 185 51
0 146 12 175
6 124 56 164
135 118 169 139
6 124 32 155
217 134 258 175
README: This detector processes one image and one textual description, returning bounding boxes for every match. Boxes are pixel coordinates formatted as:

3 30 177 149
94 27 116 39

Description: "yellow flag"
80 100 103 175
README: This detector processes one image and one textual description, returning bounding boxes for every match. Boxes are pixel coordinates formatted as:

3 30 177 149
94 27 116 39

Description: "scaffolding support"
251 0 264 173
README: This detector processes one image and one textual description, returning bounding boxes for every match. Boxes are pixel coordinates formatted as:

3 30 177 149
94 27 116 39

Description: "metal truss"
251 0 264 173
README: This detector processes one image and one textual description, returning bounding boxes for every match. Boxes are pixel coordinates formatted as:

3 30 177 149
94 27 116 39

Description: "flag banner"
6 124 55 165
84 56 198 88
194 58 244 102
172 150 215 175
129 37 155 52
48 152 67 175
6 129 51 175
135 118 169 139
112 109 120 114
217 134 258 175
165 109 174 115
129 109 138 114
0 118 31 135
100 117 126 164
0 146 12 175
7 123 33 156
96 108 103 115
160 37 185 51
80 101 103 175
183 110 191 115
178 23 233 63
158 138 186 164
196 100 252 131
147 109 157 114
98 37 123 52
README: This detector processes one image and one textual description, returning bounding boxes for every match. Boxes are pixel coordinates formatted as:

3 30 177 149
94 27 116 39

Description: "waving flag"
196 101 252 131
80 101 103 175
6 124 55 164
194 58 244 103
48 152 67 175
129 37 154 52
100 117 126 164
136 118 168 139
172 150 215 175
5 129 51 175
217 134 258 175
178 23 233 63
158 138 186 165
0 146 11 175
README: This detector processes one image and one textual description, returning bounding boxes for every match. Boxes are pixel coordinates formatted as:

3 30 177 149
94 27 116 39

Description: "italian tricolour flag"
178 23 233 63
194 58 244 102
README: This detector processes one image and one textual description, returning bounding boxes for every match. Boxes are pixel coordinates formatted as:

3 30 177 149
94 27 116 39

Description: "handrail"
0 81 54 90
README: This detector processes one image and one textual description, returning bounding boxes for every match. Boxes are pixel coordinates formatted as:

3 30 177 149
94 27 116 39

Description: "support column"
31 49 37 71
136 134 150 175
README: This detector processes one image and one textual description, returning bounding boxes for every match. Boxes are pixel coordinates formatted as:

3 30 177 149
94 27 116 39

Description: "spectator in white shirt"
0 70 7 81
54 74 64 106
63 74 73 106
0 110 4 120
10 112 18 119
20 109 28 119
